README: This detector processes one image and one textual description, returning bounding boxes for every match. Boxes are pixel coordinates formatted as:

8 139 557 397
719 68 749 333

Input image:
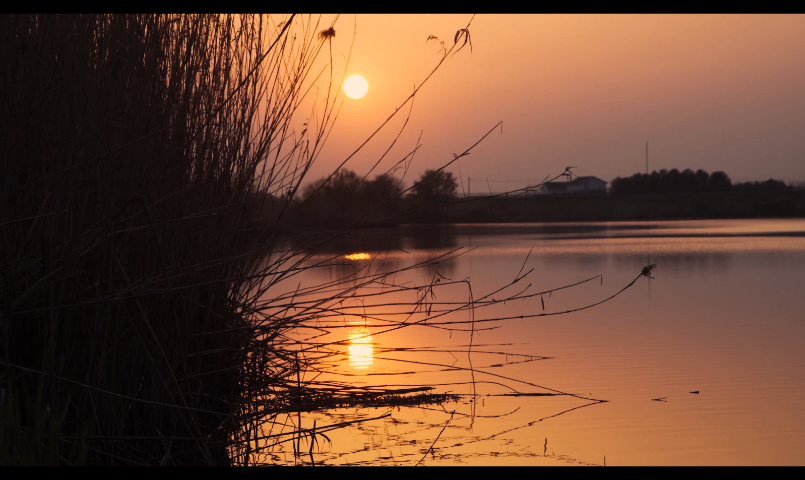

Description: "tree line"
610 169 789 194
295 168 459 225
288 166 794 227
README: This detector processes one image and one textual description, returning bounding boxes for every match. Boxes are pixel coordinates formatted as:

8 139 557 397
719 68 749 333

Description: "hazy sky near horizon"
299 14 805 190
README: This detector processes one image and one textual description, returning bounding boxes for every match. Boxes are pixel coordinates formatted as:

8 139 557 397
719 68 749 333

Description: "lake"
258 219 805 466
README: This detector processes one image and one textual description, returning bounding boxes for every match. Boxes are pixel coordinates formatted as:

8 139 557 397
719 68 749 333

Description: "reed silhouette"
1 14 652 466
0 14 336 465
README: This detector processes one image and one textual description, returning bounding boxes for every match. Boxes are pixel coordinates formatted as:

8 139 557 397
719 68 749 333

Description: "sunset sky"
300 15 805 191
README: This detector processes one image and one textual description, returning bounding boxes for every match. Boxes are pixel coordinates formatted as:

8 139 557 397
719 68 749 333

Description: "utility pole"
468 177 471 197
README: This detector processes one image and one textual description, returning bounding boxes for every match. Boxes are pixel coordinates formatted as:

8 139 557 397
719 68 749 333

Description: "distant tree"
364 173 404 220
299 169 362 223
364 173 403 202
610 175 629 194
649 170 663 193
410 169 457 203
408 169 457 221
302 177 327 201
708 171 732 192
655 169 670 193
300 170 407 225
612 168 739 194
326 169 362 201
695 169 710 193
611 172 648 194
734 178 788 191
679 169 698 193
665 169 682 193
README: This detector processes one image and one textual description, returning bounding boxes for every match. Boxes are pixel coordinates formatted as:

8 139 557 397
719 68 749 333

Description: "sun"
343 74 368 99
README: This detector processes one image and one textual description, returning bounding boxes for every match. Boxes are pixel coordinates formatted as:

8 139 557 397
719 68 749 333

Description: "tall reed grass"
1 14 649 465
0 13 344 465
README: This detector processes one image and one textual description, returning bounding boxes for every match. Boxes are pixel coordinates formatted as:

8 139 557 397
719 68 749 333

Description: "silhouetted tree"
679 169 698 193
329 169 363 198
734 178 788 191
300 169 405 225
363 173 405 221
407 169 457 221
695 169 710 192
666 168 681 193
611 168 737 194
302 177 327 201
410 169 457 203
300 170 360 220
708 171 732 192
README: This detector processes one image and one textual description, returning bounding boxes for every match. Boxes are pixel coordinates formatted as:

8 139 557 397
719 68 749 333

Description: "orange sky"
297 15 805 190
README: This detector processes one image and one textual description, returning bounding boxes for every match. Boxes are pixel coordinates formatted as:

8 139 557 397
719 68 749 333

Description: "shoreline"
274 190 805 235
437 189 805 224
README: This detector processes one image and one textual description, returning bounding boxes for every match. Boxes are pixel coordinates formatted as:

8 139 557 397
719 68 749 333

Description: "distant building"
540 176 607 195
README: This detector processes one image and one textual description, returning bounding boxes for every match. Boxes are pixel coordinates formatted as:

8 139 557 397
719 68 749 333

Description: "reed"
0 13 340 465
1 14 650 466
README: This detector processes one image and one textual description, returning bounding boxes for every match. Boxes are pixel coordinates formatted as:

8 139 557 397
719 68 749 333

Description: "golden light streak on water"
348 326 373 369
345 252 371 260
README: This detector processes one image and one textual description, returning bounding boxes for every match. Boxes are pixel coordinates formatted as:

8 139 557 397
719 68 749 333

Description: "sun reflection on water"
348 325 373 370
345 252 371 261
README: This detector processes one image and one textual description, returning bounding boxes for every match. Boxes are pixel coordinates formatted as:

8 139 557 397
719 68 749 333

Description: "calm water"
261 219 805 466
